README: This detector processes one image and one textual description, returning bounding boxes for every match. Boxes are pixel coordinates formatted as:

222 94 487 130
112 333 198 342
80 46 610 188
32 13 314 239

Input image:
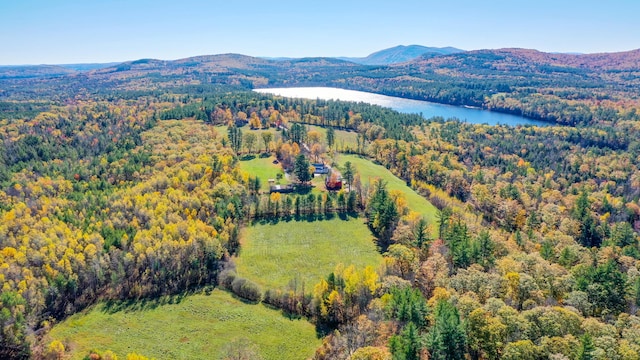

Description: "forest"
1 48 640 360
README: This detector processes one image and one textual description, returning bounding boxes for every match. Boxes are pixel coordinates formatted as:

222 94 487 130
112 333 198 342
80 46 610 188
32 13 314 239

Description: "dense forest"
1 48 640 359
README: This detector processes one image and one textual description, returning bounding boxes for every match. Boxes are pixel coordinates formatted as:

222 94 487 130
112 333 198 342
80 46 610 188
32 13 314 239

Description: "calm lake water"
255 87 550 127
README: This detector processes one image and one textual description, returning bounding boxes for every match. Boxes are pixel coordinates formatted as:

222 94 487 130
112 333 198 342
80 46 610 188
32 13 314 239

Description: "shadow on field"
252 211 359 226
226 290 261 305
261 301 335 338
101 290 201 314
240 154 257 161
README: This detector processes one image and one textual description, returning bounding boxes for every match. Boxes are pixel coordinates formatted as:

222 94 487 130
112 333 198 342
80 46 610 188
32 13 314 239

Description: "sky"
0 0 638 65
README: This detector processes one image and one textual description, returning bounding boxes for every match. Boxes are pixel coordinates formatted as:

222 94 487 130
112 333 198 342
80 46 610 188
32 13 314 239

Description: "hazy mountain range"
3 45 640 81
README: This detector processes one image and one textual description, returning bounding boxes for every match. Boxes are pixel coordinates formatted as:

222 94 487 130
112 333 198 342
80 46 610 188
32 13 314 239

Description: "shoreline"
254 86 552 127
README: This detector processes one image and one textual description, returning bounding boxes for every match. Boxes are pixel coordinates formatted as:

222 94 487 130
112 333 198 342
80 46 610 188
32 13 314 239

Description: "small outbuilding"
312 163 329 175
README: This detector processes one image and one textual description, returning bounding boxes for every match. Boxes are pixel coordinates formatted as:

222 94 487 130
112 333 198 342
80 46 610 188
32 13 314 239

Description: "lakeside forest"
1 48 640 360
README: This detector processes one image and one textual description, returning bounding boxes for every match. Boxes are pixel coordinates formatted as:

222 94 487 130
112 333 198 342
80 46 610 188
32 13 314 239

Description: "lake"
254 87 550 127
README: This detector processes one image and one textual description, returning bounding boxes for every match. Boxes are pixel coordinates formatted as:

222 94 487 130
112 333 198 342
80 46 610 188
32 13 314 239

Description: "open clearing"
47 289 320 360
305 124 360 151
338 154 438 228
239 154 287 191
236 217 383 290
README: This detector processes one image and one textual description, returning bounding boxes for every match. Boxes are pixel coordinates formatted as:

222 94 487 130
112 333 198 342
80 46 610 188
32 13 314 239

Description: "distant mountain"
91 54 358 79
339 45 464 65
261 57 297 61
74 53 363 91
0 62 118 79
0 65 76 79
404 48 640 71
59 63 119 72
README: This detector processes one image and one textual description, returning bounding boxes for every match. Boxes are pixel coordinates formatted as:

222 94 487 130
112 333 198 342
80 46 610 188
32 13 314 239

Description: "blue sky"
0 0 638 65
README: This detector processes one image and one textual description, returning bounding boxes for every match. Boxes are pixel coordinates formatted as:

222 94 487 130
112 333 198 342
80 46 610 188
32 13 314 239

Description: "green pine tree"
294 154 312 184
578 334 595 360
427 300 467 360
390 322 422 360
326 126 335 149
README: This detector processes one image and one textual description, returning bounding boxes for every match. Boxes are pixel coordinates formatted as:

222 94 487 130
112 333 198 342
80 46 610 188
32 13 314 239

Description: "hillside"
0 63 117 79
404 47 640 72
339 44 464 65
472 48 640 70
0 65 76 79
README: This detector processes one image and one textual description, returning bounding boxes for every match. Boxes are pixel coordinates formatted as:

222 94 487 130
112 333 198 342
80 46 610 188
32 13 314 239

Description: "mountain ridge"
338 44 465 65
405 47 640 70
2 46 640 80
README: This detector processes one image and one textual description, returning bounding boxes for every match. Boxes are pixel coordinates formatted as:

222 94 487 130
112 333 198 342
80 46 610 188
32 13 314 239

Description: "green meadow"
236 217 383 290
239 154 287 191
47 289 320 360
305 124 360 150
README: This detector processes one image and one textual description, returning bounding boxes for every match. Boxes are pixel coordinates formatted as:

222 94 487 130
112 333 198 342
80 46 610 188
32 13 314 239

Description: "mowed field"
239 154 286 191
236 217 383 290
47 289 320 360
338 154 439 229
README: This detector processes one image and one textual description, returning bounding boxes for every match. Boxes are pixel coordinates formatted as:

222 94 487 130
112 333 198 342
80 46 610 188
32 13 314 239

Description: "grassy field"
236 217 383 290
47 289 320 360
305 124 359 151
337 154 438 228
239 154 287 191
310 174 327 194
239 154 328 194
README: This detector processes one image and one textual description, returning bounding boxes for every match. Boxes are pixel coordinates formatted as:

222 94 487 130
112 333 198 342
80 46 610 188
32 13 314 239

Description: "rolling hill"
0 63 117 79
0 65 76 79
339 44 464 65
403 47 640 71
